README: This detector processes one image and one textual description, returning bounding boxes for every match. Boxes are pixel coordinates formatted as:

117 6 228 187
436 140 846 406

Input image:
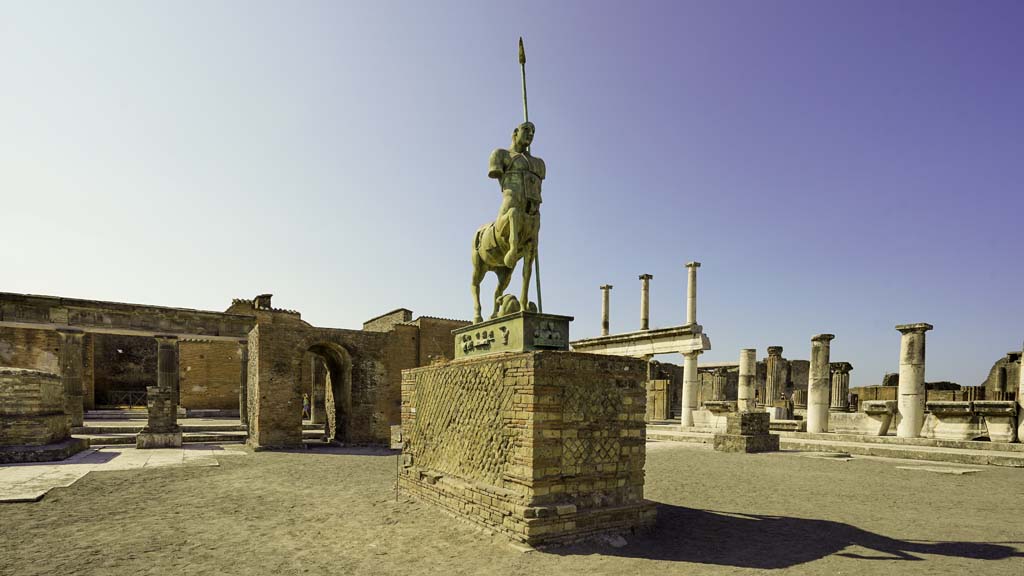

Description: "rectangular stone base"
453 312 573 360
136 429 182 449
0 437 89 464
713 433 780 453
399 473 657 546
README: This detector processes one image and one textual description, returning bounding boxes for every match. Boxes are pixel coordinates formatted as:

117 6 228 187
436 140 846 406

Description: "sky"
2 1 1022 387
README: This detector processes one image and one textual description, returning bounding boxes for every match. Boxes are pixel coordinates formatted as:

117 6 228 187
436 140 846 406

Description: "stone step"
73 424 248 434
779 431 1024 453
75 431 248 446
778 437 1024 468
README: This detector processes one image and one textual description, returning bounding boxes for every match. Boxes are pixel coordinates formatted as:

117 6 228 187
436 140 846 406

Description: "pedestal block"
924 401 978 441
454 312 573 360
974 401 1018 443
137 385 182 448
713 412 779 453
703 400 736 432
862 400 897 436
399 351 655 546
0 368 89 463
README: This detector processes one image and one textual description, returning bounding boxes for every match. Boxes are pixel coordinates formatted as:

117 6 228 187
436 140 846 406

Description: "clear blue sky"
2 1 1022 387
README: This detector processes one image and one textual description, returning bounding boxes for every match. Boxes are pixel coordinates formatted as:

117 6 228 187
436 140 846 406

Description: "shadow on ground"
551 504 1022 569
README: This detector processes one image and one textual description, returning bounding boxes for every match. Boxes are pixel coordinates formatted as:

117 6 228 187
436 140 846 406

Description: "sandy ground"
1 442 1022 576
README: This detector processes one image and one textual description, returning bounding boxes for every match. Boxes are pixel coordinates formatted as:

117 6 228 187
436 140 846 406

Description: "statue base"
453 311 573 360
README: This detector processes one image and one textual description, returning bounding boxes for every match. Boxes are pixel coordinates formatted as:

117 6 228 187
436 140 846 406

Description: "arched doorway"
301 343 352 443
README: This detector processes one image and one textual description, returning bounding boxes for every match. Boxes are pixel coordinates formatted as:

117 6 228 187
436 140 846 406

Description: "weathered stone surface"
399 351 655 545
453 312 571 360
712 433 780 453
0 368 68 447
0 437 89 464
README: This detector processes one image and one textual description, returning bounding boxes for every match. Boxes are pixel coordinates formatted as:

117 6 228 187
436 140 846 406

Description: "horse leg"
471 246 486 324
491 267 513 319
504 207 520 269
520 242 534 310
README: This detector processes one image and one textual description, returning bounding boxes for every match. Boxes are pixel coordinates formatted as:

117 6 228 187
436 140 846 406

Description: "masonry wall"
400 351 654 544
179 340 242 410
0 326 60 373
413 317 471 364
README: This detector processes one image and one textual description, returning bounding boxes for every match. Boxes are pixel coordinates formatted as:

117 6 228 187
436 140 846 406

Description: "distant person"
302 393 311 420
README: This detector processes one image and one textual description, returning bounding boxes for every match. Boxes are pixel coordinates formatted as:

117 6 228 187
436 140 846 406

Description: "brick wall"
412 317 471 364
362 309 413 332
179 340 242 410
0 326 60 373
0 368 68 446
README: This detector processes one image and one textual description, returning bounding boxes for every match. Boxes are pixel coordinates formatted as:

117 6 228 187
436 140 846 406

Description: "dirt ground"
1 442 1022 576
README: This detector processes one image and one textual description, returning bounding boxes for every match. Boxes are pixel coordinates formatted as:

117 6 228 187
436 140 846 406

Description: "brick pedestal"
399 351 656 546
713 411 779 453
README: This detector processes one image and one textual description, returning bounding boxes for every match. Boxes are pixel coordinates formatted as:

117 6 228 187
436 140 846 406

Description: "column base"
136 428 182 449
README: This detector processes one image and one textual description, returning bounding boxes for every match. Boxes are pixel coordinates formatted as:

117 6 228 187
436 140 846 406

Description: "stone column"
686 261 701 326
56 329 85 427
711 367 728 401
600 284 613 336
764 346 784 409
806 334 835 433
138 335 182 448
238 339 248 427
639 274 653 331
829 362 853 412
896 323 933 438
681 350 701 427
311 357 328 425
738 349 756 412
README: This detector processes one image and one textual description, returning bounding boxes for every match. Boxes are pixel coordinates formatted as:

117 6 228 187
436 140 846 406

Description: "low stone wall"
399 351 655 545
0 368 68 446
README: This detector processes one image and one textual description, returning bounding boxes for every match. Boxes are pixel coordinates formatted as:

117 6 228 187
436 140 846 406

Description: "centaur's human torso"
486 147 546 268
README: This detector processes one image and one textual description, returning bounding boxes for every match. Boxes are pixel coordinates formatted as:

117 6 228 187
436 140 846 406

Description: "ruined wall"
980 353 1021 399
0 368 67 446
362 309 413 332
179 339 241 410
411 317 472 364
0 326 60 373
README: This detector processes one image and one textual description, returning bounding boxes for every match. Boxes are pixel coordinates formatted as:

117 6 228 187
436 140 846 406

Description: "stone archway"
302 342 352 443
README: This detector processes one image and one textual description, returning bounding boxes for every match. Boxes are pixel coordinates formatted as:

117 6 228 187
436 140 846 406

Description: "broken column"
738 348 756 412
764 346 785 409
895 323 933 438
806 334 834 433
137 335 182 449
639 274 653 330
686 261 700 325
681 350 700 427
829 362 853 412
600 284 613 336
238 339 248 427
56 328 85 427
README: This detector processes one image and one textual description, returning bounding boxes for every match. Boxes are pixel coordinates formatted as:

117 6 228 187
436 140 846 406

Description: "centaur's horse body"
470 122 545 324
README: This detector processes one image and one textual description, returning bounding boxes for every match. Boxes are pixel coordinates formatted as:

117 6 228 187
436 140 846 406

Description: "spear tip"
519 37 526 65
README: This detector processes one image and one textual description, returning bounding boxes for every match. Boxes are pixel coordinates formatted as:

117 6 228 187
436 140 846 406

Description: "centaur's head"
511 122 535 152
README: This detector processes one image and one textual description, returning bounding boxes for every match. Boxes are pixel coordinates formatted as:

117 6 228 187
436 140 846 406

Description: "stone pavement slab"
0 444 247 503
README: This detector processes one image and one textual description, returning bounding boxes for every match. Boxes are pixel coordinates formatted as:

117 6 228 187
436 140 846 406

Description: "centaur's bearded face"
512 122 535 151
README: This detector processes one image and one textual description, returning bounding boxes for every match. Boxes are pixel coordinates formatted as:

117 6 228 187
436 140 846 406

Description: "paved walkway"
0 444 248 503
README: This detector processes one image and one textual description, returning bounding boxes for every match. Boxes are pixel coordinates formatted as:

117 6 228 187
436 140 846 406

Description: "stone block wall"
179 339 242 410
0 368 68 446
0 326 60 373
362 309 413 332
400 351 655 545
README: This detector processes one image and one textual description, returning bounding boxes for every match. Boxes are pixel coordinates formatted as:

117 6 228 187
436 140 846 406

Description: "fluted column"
896 323 933 438
56 329 85 427
681 350 701 427
829 362 852 412
238 339 249 427
764 346 785 409
600 284 613 336
711 367 728 401
738 349 756 412
686 261 701 326
138 335 182 448
806 334 834 433
639 274 653 330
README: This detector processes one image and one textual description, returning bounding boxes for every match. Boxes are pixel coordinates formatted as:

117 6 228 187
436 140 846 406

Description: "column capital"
55 327 85 336
767 345 783 356
896 323 933 334
600 284 613 291
153 334 179 343
238 338 248 346
638 274 653 281
829 361 853 373
811 333 835 343
685 261 701 269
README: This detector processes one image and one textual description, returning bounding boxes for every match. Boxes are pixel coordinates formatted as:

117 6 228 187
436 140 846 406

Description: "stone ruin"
0 367 88 463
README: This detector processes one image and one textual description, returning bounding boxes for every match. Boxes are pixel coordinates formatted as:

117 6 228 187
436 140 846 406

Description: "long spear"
519 37 543 313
